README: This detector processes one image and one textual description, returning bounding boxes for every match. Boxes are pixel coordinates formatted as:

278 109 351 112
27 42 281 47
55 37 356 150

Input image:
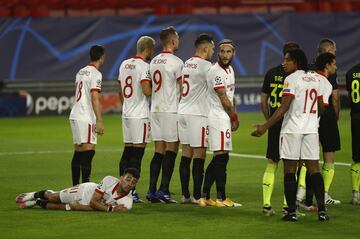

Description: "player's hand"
96 121 104 135
113 204 128 212
251 124 266 137
231 120 239 131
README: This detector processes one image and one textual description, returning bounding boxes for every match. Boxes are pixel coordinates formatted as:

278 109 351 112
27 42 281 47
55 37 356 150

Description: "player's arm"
141 80 152 96
332 89 340 120
177 76 182 101
89 190 110 211
251 95 293 137
118 82 124 105
91 90 104 135
318 96 325 115
260 93 270 120
69 202 94 211
216 88 239 130
232 97 239 131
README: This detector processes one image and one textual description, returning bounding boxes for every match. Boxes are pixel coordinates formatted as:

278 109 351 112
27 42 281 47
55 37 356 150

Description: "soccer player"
301 39 341 205
69 45 105 186
177 33 214 203
16 168 140 212
252 49 330 222
198 39 240 208
117 36 155 203
260 42 300 215
346 62 360 205
146 26 183 203
297 52 337 210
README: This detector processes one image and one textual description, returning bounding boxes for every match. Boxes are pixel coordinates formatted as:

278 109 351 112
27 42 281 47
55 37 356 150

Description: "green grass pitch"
0 110 356 238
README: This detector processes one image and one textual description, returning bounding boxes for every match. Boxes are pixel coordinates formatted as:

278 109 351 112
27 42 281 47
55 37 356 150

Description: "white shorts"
207 117 232 151
150 112 178 142
178 114 208 147
122 118 151 144
70 119 97 145
60 182 97 205
279 133 320 160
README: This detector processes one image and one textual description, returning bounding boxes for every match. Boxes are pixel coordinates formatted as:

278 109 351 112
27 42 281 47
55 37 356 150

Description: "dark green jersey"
261 64 288 115
346 63 360 115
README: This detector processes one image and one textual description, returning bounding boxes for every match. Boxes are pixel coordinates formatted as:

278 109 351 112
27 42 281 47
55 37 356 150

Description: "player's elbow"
142 88 152 96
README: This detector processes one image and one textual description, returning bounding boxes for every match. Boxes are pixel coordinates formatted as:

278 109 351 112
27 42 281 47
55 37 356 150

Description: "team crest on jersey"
145 70 151 79
215 76 222 85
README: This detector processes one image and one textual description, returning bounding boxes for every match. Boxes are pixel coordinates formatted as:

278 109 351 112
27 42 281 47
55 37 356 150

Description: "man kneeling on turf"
15 168 139 212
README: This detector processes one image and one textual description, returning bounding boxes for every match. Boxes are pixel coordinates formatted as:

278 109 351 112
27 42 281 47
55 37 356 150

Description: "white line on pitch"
0 149 352 167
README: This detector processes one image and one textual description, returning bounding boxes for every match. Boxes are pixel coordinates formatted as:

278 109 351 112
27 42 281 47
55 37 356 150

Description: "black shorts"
351 114 360 163
266 119 283 162
319 109 341 152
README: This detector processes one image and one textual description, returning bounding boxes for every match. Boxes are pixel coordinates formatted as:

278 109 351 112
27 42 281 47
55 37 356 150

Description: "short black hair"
194 33 214 48
90 45 105 61
218 38 234 48
124 167 140 179
287 49 308 71
317 38 335 55
283 42 300 56
315 52 336 71
160 26 177 45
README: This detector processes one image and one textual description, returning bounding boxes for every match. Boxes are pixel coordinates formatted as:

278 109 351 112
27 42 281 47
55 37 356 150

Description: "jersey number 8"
123 76 133 98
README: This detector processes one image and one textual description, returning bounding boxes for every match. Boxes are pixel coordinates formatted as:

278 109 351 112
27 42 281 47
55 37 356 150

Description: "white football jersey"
313 72 333 106
150 51 183 113
178 56 212 116
69 65 102 123
281 70 324 134
207 62 235 119
118 57 151 118
95 176 133 210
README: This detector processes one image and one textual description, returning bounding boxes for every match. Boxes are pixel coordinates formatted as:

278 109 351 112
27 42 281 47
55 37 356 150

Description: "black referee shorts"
266 119 283 162
351 113 360 163
319 109 341 152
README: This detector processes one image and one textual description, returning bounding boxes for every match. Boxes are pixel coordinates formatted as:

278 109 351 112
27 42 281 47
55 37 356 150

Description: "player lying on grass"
15 168 139 212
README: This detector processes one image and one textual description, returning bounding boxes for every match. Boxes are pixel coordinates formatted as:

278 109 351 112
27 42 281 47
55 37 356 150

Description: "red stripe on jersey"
161 51 172 54
193 55 202 59
114 193 129 200
176 76 182 82
201 127 205 148
317 95 323 100
90 88 101 93
220 131 224 151
214 86 225 90
143 123 147 143
95 188 105 196
282 92 294 96
112 182 120 194
133 56 144 60
87 124 91 143
117 79 121 84
88 64 97 68
140 78 151 83
324 103 329 107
